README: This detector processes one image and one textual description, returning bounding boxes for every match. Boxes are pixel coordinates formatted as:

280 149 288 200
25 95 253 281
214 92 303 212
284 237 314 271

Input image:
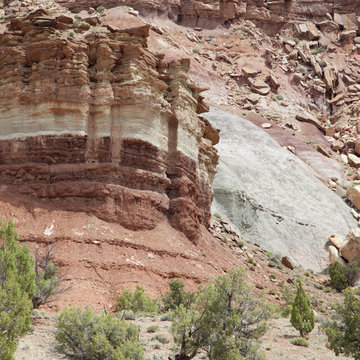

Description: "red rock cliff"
0 10 219 242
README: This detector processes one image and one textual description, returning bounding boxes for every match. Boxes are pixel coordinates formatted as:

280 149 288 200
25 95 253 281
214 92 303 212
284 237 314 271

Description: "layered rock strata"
0 11 218 242
55 0 360 29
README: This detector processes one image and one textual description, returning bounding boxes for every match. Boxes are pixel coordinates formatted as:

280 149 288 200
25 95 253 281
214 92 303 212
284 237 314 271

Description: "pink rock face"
0 11 219 243
52 0 360 28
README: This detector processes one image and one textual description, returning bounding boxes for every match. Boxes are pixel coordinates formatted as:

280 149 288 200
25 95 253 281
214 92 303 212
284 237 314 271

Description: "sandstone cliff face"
0 10 218 242
56 0 360 28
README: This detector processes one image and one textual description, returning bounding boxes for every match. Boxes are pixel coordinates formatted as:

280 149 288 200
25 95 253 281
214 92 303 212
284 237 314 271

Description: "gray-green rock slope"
204 107 356 272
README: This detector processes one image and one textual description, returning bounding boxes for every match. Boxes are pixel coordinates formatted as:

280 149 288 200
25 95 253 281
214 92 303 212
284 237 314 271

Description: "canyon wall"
0 10 219 242
55 0 360 28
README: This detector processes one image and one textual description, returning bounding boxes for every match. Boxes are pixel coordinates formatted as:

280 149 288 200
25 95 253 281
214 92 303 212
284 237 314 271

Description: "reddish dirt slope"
0 191 242 311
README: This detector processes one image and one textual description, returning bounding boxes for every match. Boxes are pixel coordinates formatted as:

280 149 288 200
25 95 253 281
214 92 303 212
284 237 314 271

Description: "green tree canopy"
0 219 35 360
171 268 270 360
161 279 195 311
116 285 158 313
290 278 315 337
323 287 360 359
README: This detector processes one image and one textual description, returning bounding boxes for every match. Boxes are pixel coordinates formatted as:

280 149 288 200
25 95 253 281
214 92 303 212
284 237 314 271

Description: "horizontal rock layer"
0 12 218 241
55 0 360 28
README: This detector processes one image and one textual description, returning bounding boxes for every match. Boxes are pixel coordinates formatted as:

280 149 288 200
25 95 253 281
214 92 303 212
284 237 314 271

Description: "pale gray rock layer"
204 108 357 272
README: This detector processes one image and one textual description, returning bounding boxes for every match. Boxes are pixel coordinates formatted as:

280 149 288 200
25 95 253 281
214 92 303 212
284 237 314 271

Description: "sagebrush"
55 306 144 360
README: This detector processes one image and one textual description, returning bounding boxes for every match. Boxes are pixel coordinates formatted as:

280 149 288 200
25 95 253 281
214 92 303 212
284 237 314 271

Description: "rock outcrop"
204 107 357 272
0 10 218 242
54 0 360 29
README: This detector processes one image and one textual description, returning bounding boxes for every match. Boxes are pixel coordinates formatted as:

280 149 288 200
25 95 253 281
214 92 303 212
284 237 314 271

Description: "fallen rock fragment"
246 93 260 104
328 245 346 265
261 123 272 129
251 79 270 95
317 144 331 158
328 234 345 249
265 74 280 89
340 228 360 263
331 140 344 152
340 30 357 44
242 66 259 78
348 154 360 168
347 186 360 210
323 67 337 91
282 256 294 270
354 139 360 155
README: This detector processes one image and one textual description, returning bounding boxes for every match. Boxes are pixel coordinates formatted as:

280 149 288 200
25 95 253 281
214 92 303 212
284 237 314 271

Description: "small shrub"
192 48 199 54
147 325 159 333
96 5 106 13
55 307 144 360
160 313 171 321
268 289 276 295
32 245 68 309
268 254 283 269
221 237 228 244
213 212 221 219
266 251 273 258
311 46 326 55
314 283 323 290
153 343 161 349
280 283 295 317
116 285 158 313
122 311 136 320
329 261 360 292
276 94 284 101
268 303 282 318
237 240 244 248
68 30 75 37
291 337 309 347
151 334 169 344
269 274 276 280
74 20 91 27
248 257 256 264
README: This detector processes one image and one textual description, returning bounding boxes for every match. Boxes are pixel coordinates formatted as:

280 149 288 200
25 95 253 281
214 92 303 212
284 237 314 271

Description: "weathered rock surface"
204 107 357 272
54 0 360 29
0 11 218 243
